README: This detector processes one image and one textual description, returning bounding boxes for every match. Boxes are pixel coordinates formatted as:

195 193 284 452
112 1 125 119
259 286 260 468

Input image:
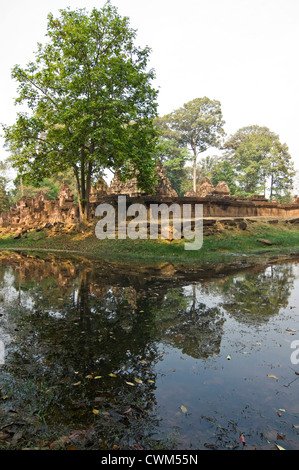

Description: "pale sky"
1 0 299 182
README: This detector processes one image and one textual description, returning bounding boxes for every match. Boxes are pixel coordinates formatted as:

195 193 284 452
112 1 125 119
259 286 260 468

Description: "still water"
0 252 298 450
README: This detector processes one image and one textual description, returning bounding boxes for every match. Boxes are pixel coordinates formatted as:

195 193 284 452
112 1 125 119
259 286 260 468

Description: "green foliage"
2 2 159 220
11 169 78 203
223 125 295 200
155 98 226 192
156 138 190 195
0 177 11 213
208 159 238 195
2 221 299 267
0 162 13 212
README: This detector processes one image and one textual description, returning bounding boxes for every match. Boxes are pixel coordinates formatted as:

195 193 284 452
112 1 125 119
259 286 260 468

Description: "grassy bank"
0 219 299 266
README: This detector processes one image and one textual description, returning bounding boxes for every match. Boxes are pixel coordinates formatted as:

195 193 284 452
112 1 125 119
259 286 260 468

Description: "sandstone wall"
0 183 79 231
1 173 299 236
100 194 299 219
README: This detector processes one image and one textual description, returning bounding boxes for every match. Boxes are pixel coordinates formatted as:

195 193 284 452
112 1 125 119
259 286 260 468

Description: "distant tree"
194 155 238 195
223 125 295 200
12 168 78 203
197 155 217 183
2 2 159 222
156 138 190 195
156 97 226 192
0 162 12 212
265 140 295 201
0 177 10 213
209 160 238 195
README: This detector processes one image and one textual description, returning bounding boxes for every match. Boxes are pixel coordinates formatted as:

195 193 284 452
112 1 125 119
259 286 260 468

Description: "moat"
0 252 298 450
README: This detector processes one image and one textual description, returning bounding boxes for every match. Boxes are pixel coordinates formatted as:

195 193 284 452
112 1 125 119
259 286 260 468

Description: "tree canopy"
156 97 225 192
223 125 295 200
2 1 159 221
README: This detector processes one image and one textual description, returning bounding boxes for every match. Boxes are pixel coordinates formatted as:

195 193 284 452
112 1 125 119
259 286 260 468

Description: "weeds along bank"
0 217 299 268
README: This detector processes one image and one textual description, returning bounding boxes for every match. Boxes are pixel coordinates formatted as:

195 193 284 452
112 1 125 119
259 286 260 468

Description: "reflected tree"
3 254 293 448
198 263 295 324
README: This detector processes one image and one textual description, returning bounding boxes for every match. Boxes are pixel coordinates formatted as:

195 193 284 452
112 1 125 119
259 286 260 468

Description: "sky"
1 0 299 186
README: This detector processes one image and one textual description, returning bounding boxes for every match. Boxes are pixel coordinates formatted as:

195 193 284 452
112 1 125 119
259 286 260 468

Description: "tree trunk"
79 187 90 224
270 174 274 200
192 143 197 193
80 146 87 222
193 156 197 193
85 161 92 222
73 155 92 224
80 204 89 224
264 172 266 197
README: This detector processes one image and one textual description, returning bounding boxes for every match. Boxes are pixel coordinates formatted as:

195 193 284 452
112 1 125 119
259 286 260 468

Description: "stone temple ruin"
0 162 177 233
184 177 231 198
108 161 178 198
0 182 80 231
1 162 299 237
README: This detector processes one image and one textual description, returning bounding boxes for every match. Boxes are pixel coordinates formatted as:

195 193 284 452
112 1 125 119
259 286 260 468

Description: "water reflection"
0 252 298 450
198 263 296 324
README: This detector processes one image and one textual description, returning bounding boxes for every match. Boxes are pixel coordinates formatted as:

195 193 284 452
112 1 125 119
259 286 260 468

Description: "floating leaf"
139 360 147 364
227 355 231 360
72 381 81 386
147 380 155 383
134 378 143 384
94 376 103 379
85 375 93 379
267 374 278 379
126 381 135 386
180 405 187 414
92 409 100 415
109 373 117 377
124 408 132 414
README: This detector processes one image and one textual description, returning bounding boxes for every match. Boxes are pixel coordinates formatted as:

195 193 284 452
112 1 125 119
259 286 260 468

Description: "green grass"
1 220 299 266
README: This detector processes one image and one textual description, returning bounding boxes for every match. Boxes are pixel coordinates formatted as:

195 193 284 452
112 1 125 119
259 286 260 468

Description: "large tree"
2 2 159 222
223 125 295 200
156 97 225 192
